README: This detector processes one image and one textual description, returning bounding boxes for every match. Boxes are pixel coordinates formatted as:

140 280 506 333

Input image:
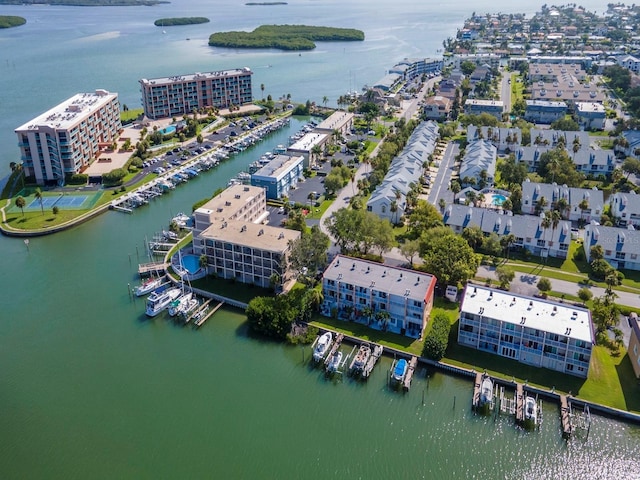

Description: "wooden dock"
323 333 344 367
138 261 167 276
472 372 483 410
194 301 224 328
361 344 383 379
515 383 525 424
560 395 573 437
402 356 418 391
185 299 211 325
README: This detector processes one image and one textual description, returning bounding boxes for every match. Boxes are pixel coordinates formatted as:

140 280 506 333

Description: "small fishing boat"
351 343 371 373
525 396 538 424
327 350 342 374
392 358 408 382
313 332 332 362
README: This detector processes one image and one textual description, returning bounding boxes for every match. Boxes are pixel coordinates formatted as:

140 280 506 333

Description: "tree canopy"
537 147 585 187
287 225 330 285
419 227 480 286
324 208 394 256
422 312 451 361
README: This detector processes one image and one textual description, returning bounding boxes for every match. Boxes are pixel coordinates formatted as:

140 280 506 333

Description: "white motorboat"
313 332 332 361
327 350 342 373
133 276 163 297
179 297 199 320
480 376 493 406
525 396 538 424
168 292 192 317
145 288 181 317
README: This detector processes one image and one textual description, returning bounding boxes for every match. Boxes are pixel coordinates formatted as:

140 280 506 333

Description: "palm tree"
15 196 26 217
450 180 461 203
555 196 569 219
260 83 265 100
361 305 374 325
438 198 446 213
540 214 552 261
534 195 547 216
305 287 324 312
500 233 516 260
374 310 391 331
34 188 44 215
390 200 398 224
322 96 329 108
578 198 589 223
199 254 208 275
311 144 322 167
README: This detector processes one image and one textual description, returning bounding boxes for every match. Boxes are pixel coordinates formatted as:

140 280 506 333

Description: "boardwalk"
402 356 418 391
138 261 167 276
194 301 224 328
560 395 573 437
324 333 344 367
515 383 525 424
362 344 383 379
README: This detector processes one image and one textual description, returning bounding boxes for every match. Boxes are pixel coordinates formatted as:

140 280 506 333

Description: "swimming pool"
492 194 507 206
181 254 202 274
159 125 176 135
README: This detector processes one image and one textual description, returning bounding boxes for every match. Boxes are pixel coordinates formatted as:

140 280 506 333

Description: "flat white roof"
140 68 252 86
287 132 328 152
252 154 303 179
460 284 594 343
315 111 354 131
16 90 117 132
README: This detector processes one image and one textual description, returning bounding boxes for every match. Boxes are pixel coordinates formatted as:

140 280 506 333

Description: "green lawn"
304 199 332 220
310 315 424 355
190 275 274 304
120 108 143 124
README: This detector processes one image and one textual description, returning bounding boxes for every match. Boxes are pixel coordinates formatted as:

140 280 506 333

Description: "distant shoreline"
246 2 288 5
154 17 210 27
0 0 168 6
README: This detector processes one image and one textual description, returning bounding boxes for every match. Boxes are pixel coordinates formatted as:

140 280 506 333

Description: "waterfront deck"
362 344 383 380
194 301 224 328
402 356 418 392
138 261 167 276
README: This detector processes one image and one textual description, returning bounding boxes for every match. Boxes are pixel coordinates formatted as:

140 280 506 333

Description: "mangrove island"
0 0 167 5
0 15 26 28
155 17 210 27
208 24 364 51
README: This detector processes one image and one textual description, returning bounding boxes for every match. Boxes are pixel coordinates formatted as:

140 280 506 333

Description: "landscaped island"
0 15 26 28
246 2 287 5
154 17 210 27
208 24 365 51
0 0 167 5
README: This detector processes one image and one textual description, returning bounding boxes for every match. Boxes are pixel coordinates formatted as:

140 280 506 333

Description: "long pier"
194 301 225 328
138 261 167 276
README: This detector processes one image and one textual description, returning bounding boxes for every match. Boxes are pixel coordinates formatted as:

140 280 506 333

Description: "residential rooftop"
139 68 252 86
200 219 299 252
460 284 594 343
252 154 303 179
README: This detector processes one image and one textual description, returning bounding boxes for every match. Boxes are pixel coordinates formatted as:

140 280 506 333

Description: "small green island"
0 15 26 28
0 0 167 5
208 24 365 51
246 2 288 5
154 17 210 27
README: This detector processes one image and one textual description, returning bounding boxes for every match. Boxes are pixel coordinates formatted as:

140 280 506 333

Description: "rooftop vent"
258 229 264 236
240 225 247 232
528 300 534 310
278 232 284 239
351 262 356 271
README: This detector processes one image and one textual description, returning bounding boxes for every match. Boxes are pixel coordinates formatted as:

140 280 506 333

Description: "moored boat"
168 292 192 317
392 358 408 382
134 276 163 297
313 332 332 362
145 288 181 317
351 343 371 373
525 396 538 424
327 350 342 373
480 375 493 406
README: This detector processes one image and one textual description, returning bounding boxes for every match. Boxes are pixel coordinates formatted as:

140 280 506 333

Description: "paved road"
427 142 458 206
500 71 513 113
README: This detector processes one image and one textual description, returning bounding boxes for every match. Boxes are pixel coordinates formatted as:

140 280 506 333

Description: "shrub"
422 313 451 361
66 173 88 185
537 277 552 295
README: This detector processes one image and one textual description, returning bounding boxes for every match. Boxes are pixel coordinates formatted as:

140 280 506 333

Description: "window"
381 205 386 213
537 239 546 247
615 252 626 260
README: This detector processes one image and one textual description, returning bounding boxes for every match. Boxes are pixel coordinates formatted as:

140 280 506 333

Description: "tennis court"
11 190 102 213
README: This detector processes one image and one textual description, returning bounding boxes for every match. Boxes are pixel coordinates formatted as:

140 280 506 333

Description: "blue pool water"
492 194 507 206
181 254 201 274
159 125 176 135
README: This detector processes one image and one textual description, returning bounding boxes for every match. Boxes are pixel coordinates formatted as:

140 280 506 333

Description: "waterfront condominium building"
458 285 594 378
320 255 436 338
15 89 121 186
192 184 300 292
139 68 253 119
250 154 305 200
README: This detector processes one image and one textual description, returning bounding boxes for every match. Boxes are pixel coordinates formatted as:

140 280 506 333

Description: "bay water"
1 1 639 478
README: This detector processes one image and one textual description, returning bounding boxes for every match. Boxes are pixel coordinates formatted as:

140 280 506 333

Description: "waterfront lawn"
191 275 273 304
310 315 423 356
578 346 629 411
4 209 81 229
616 353 640 412
120 108 143 124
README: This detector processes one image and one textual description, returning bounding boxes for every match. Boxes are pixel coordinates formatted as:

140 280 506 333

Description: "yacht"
133 276 163 297
313 332 333 362
480 376 493 406
145 288 181 317
168 292 192 317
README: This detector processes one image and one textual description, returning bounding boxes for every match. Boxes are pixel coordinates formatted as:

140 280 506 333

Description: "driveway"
427 142 459 206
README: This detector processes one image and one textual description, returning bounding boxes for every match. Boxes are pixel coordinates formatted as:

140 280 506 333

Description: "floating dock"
185 299 211 325
361 344 383 380
194 301 224 328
